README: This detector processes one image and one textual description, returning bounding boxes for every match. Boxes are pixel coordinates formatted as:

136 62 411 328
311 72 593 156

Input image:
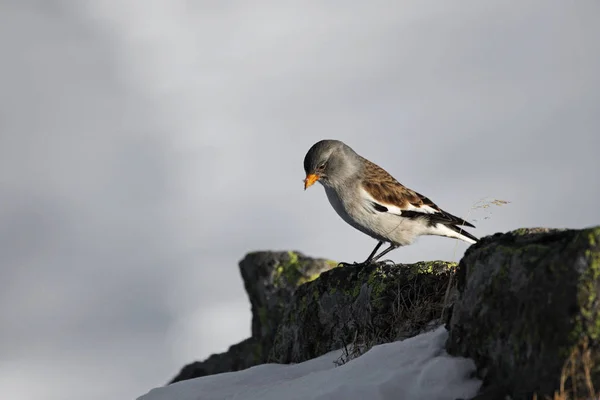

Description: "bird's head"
303 140 359 190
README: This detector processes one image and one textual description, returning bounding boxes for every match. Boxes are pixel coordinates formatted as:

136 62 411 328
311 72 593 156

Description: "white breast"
323 185 383 240
324 186 354 225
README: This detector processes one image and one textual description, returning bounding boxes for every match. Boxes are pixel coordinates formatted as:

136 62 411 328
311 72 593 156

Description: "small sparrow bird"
303 139 477 264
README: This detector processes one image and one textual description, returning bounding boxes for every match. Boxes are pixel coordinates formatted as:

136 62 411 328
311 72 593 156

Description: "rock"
168 251 336 384
270 260 457 364
446 226 600 400
168 338 258 383
239 250 337 346
166 226 600 396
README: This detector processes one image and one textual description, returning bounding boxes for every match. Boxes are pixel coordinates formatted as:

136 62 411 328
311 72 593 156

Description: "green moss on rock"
269 260 456 363
272 251 334 288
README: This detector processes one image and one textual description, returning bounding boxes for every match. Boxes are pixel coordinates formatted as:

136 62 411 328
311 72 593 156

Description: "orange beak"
304 173 319 190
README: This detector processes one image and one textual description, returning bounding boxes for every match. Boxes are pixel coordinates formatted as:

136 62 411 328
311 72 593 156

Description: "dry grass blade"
535 336 598 400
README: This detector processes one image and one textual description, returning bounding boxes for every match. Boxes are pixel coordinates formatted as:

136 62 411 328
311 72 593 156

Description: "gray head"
303 139 361 190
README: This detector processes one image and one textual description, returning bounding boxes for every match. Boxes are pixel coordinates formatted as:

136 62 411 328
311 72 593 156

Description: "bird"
302 139 478 264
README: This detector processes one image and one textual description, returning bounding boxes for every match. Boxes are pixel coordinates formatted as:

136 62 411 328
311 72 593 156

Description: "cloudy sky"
1 1 599 399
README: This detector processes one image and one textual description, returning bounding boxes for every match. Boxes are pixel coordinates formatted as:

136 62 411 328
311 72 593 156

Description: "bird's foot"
336 261 363 268
336 259 375 268
360 258 395 267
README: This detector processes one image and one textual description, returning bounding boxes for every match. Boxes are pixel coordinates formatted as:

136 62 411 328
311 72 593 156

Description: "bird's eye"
317 162 327 171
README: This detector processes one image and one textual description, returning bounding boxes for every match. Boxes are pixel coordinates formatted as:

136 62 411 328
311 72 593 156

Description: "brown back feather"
360 157 442 211
360 157 474 228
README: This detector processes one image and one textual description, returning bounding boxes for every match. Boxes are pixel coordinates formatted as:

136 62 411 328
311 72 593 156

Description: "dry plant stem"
541 336 597 400
335 261 448 366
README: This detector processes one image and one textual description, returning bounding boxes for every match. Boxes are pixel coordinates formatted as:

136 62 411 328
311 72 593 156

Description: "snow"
138 326 482 400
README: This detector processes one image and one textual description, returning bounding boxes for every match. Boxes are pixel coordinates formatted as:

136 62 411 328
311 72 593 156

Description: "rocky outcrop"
167 226 600 400
270 260 456 364
446 227 600 400
169 251 336 383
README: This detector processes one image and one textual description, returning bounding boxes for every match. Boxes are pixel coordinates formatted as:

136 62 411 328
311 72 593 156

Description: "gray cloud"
1 1 599 399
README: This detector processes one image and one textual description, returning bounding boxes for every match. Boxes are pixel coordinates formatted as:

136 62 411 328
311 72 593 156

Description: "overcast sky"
1 1 599 399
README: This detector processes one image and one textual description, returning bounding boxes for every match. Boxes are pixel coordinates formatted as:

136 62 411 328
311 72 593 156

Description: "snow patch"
138 326 481 400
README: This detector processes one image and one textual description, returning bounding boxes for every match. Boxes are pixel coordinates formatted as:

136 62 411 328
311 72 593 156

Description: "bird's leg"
370 243 399 264
361 241 384 265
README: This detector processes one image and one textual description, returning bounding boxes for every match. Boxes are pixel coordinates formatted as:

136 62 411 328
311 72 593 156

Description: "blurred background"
1 1 599 399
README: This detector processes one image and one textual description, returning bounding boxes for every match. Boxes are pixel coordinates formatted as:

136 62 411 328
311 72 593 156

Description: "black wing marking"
370 201 388 213
400 209 475 228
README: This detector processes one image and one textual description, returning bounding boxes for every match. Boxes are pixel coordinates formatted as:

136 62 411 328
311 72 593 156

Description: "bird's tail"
433 223 478 244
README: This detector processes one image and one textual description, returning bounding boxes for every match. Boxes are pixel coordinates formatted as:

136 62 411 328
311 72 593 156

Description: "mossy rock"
169 251 335 384
239 250 337 342
446 226 600 400
269 260 456 364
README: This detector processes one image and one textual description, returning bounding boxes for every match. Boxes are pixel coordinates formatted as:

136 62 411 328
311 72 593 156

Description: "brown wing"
360 157 474 227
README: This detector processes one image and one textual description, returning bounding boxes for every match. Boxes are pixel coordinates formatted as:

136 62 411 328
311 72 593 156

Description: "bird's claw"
336 261 364 268
337 259 377 268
